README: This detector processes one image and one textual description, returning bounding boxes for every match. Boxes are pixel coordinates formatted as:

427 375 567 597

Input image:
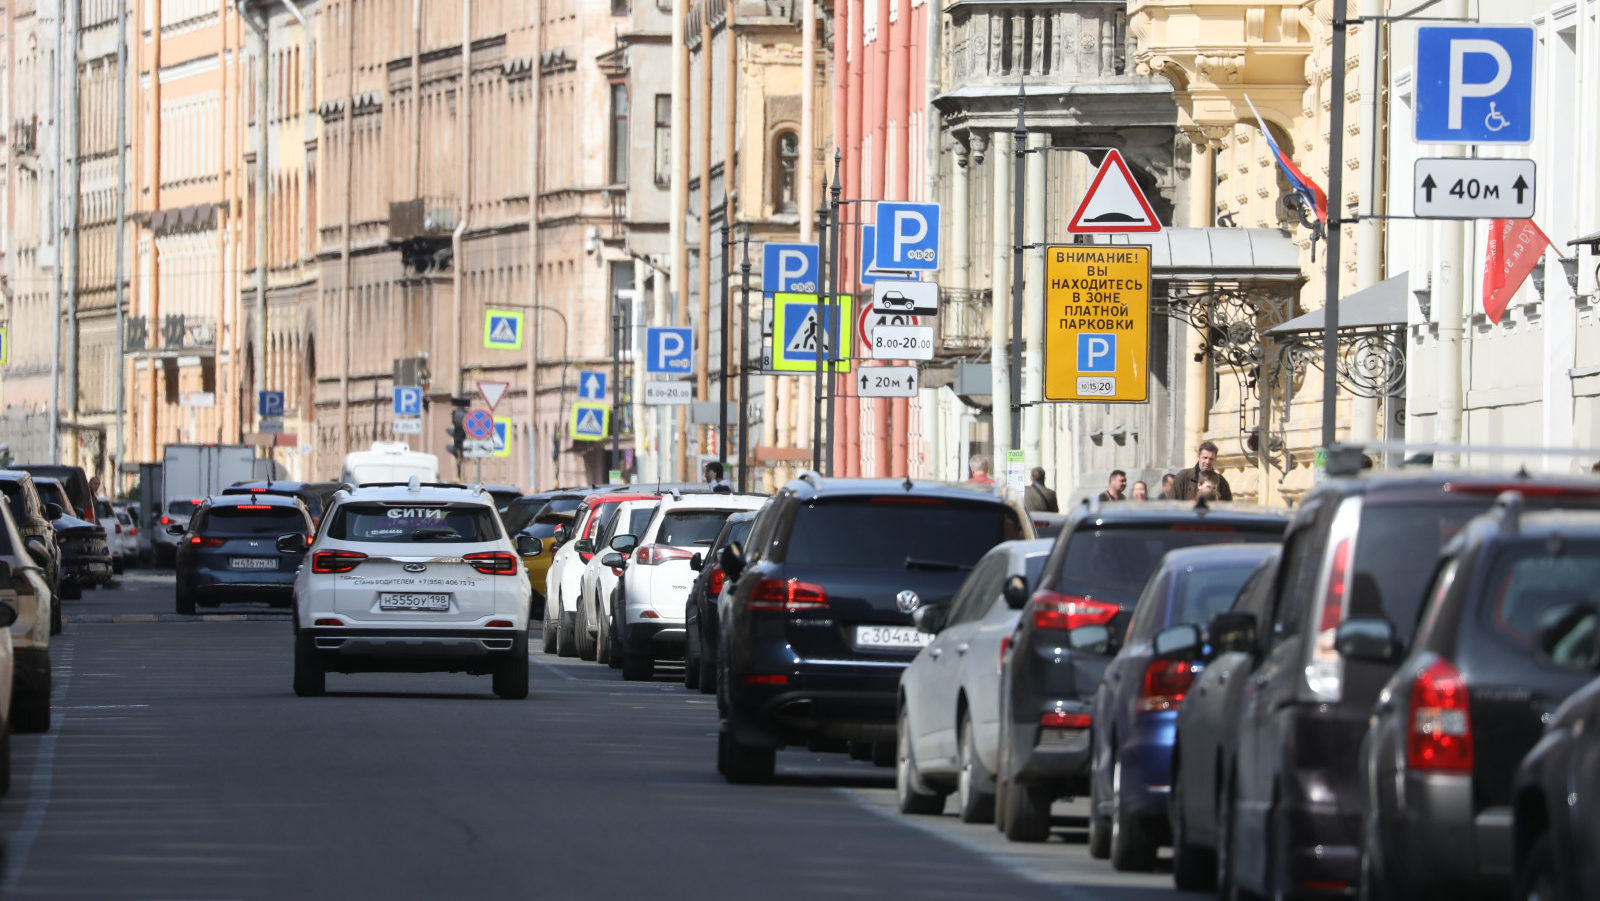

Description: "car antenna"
903 475 914 492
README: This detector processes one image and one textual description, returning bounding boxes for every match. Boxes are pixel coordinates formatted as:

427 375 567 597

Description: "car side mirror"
515 534 540 557
0 602 15 628
275 533 307 554
26 537 50 563
1002 574 1030 610
610 534 638 553
1335 615 1401 663
600 552 625 569
913 605 947 635
1206 611 1260 657
720 542 746 581
553 524 570 545
574 538 594 555
690 552 704 572
1153 623 1204 660
167 523 187 536
44 503 63 520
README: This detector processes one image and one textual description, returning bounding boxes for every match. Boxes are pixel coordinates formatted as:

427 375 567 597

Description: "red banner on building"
1481 219 1551 324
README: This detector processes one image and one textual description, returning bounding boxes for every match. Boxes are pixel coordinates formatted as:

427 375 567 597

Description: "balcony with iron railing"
938 288 993 354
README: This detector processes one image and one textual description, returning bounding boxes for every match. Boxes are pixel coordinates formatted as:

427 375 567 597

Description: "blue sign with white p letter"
873 202 941 271
1415 26 1535 144
646 327 693 375
1077 334 1116 373
763 243 819 293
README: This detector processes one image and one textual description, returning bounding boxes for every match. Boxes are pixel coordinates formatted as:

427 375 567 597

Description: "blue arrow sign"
393 386 423 417
763 242 820 293
578 370 608 401
1415 26 1535 144
874 202 941 271
258 390 285 418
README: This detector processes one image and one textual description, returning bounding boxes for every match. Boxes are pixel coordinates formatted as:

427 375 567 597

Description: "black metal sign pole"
813 197 829 472
1010 82 1027 453
1321 0 1349 450
826 151 843 477
719 199 731 473
738 230 751 494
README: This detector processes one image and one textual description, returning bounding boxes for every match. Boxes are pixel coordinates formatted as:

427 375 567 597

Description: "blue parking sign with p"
1415 26 1534 144
258 390 285 418
646 327 693 374
763 243 819 293
873 202 940 271
1077 333 1116 373
393 386 423 417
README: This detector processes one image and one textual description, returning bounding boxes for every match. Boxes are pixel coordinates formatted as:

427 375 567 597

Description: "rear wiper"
411 529 459 541
904 557 968 572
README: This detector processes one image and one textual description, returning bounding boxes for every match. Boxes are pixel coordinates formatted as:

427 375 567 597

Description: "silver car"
896 539 1054 821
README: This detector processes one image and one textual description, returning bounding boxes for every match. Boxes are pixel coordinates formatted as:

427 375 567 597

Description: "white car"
288 480 536 699
542 490 654 658
610 494 767 681
581 499 659 665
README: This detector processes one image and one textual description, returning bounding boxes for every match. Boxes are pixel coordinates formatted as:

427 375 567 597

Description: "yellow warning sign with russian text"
1043 245 1151 403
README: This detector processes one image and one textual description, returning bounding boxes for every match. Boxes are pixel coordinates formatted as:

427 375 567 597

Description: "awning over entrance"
1267 272 1409 335
1086 228 1304 283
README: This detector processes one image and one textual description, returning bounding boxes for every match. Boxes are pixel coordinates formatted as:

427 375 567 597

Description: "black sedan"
35 477 111 600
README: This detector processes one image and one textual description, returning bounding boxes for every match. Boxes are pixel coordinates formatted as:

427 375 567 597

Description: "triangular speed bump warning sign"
1066 149 1163 234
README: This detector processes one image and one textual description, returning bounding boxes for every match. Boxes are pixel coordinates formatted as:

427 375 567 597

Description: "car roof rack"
796 470 822 487
1493 490 1523 536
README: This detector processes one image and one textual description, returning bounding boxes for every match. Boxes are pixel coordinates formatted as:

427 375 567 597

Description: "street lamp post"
738 230 752 493
494 302 570 487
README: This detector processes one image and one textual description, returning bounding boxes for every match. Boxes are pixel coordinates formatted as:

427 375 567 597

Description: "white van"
340 443 441 486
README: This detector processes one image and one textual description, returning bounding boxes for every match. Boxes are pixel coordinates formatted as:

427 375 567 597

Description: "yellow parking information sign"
1043 245 1151 402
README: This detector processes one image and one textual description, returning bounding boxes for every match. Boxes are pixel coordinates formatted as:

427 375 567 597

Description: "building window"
653 94 671 187
774 130 799 213
609 83 629 185
612 0 629 13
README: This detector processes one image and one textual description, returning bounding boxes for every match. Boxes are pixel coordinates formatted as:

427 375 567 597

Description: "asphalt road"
0 571 1201 901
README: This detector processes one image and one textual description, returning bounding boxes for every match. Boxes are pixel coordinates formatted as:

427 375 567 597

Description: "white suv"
611 494 767 680
286 480 536 699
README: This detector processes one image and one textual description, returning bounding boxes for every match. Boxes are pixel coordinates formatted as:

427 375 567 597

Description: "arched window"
774 130 799 213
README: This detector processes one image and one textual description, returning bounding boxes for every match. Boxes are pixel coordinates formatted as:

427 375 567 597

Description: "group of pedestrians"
967 439 1237 513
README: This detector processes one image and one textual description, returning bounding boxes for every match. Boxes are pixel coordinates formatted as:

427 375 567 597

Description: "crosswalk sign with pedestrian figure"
569 402 610 442
483 309 524 350
771 293 853 373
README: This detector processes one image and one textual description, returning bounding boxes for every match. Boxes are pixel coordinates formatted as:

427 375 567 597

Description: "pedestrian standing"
1195 470 1222 502
1097 469 1127 502
1156 473 1176 500
1171 441 1233 501
704 462 732 493
967 455 994 486
1024 467 1058 512
1131 481 1148 500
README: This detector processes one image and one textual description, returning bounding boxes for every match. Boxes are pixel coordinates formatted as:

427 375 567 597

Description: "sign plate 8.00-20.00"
1043 245 1151 402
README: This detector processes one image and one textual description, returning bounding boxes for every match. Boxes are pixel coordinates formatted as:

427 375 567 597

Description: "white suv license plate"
854 625 932 650
379 593 451 612
229 557 277 570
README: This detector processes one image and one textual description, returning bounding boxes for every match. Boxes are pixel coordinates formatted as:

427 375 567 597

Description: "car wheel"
684 633 701 689
718 726 774 784
956 710 996 824
1170 761 1216 891
293 631 326 697
1515 832 1556 901
1087 761 1112 858
595 611 611 665
1110 754 1158 871
175 582 195 616
493 631 530 700
556 600 577 658
621 648 653 682
574 596 597 661
541 603 558 654
1001 775 1051 842
895 707 947 815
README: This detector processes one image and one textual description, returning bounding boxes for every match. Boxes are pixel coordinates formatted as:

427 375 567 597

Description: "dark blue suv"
715 475 1031 783
173 493 313 614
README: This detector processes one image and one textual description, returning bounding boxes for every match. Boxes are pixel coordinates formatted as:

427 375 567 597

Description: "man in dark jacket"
1171 440 1233 501
1024 468 1058 512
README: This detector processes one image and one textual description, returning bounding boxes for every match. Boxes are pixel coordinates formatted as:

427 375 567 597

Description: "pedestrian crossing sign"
771 293 853 373
0 326 7 367
492 416 512 458
569 402 610 442
483 309 524 350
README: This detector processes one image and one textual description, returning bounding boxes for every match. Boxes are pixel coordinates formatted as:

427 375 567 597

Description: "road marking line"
3 647 73 890
528 655 576 681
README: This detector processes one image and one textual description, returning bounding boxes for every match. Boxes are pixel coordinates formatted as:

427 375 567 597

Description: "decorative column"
949 135 971 293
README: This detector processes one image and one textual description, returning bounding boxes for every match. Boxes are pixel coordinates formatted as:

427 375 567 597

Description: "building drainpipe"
669 0 688 484
527 6 542 489
453 0 472 428
1351 0 1382 453
989 131 1011 470
695 9 712 468
238 1 268 439
338 0 355 458
113 0 130 487
65 0 80 448
48 4 63 463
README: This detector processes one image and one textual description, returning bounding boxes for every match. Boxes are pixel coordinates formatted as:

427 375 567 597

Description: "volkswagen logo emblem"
895 590 921 614
403 562 428 574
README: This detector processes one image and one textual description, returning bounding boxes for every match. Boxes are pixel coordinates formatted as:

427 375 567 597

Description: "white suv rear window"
327 503 501 543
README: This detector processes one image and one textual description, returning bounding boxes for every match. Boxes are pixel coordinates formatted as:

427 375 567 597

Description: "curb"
69 613 292 624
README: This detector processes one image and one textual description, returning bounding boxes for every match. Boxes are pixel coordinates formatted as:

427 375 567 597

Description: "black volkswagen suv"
715 475 1031 783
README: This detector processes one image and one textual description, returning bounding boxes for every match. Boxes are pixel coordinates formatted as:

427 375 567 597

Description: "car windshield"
783 497 1025 569
658 510 735 547
36 482 70 514
1484 539 1600 669
504 496 583 537
327 503 501 543
1351 500 1497 642
203 507 309 537
1054 523 1284 607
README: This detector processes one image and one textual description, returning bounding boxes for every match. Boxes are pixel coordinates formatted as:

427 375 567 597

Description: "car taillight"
579 550 594 563
129 526 138 536
465 551 519 575
1029 590 1119 631
1305 535 1352 702
747 578 828 611
635 545 694 566
311 550 367 574
708 567 726 595
1407 657 1474 772
160 515 171 526
1138 660 1197 712
235 504 273 510
1040 711 1091 729
189 535 226 547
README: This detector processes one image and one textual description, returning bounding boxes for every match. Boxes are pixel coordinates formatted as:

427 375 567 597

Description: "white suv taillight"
1303 500 1359 703
635 545 693 566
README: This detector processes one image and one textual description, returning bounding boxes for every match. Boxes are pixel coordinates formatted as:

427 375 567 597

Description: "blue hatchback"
1088 542 1279 870
173 493 313 614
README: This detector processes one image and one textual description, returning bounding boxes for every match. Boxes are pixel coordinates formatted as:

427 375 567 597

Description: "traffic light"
447 396 471 458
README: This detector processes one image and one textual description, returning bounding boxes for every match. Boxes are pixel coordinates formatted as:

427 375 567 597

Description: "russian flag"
1246 95 1328 224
